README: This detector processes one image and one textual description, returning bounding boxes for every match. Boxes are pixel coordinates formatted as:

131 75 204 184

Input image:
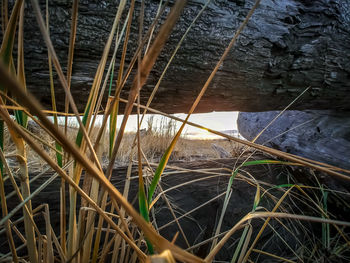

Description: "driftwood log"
4 0 350 113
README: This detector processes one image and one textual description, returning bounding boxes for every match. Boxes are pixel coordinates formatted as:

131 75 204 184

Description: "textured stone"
2 0 350 113
237 110 350 169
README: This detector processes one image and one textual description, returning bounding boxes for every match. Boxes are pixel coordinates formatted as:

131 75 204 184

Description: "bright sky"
114 111 239 139
59 111 239 139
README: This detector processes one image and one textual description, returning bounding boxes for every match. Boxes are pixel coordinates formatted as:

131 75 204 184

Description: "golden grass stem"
17 144 38 263
81 139 106 262
43 204 54 263
105 0 187 183
115 0 134 93
138 0 210 121
89 1 171 157
16 0 25 90
50 226 67 262
0 148 46 242
0 91 69 146
0 104 98 116
0 60 204 262
112 0 169 99
91 192 110 262
89 12 129 135
30 0 102 173
0 163 18 262
98 234 116 263
0 102 147 261
110 156 135 262
65 1 127 254
64 0 79 135
2 102 38 262
144 0 163 54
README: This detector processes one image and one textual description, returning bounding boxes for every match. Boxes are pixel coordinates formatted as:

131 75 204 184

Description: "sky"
126 111 239 139
59 111 239 140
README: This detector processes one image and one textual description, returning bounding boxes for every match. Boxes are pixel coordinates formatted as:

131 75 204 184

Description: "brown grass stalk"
105 0 187 181
0 101 147 261
0 58 203 262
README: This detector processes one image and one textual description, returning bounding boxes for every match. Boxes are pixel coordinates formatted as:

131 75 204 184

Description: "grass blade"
105 0 187 181
0 0 22 67
64 0 79 135
147 0 262 208
1 0 8 34
0 161 18 262
0 0 24 175
45 0 62 168
0 59 203 263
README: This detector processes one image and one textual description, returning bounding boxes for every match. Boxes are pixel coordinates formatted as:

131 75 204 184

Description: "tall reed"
0 0 349 262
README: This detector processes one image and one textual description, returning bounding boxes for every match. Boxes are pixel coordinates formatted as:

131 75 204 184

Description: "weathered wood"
238 110 350 170
3 0 350 113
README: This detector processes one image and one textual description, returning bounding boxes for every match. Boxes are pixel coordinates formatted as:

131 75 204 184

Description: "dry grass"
4 119 242 172
1 0 350 262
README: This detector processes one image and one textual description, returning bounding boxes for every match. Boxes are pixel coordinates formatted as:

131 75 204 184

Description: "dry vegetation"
3 119 241 173
0 0 350 263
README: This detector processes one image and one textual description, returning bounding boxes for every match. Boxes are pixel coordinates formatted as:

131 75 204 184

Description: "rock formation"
3 0 349 113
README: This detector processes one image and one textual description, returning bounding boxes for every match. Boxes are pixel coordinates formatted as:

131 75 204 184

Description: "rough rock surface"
237 110 350 169
4 0 350 113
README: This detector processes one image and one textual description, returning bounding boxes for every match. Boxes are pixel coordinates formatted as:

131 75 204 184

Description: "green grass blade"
75 100 91 147
14 109 24 126
231 225 250 263
210 165 239 251
147 136 181 206
109 97 119 158
240 159 297 167
138 180 153 253
212 159 283 254
108 59 116 97
232 180 260 262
